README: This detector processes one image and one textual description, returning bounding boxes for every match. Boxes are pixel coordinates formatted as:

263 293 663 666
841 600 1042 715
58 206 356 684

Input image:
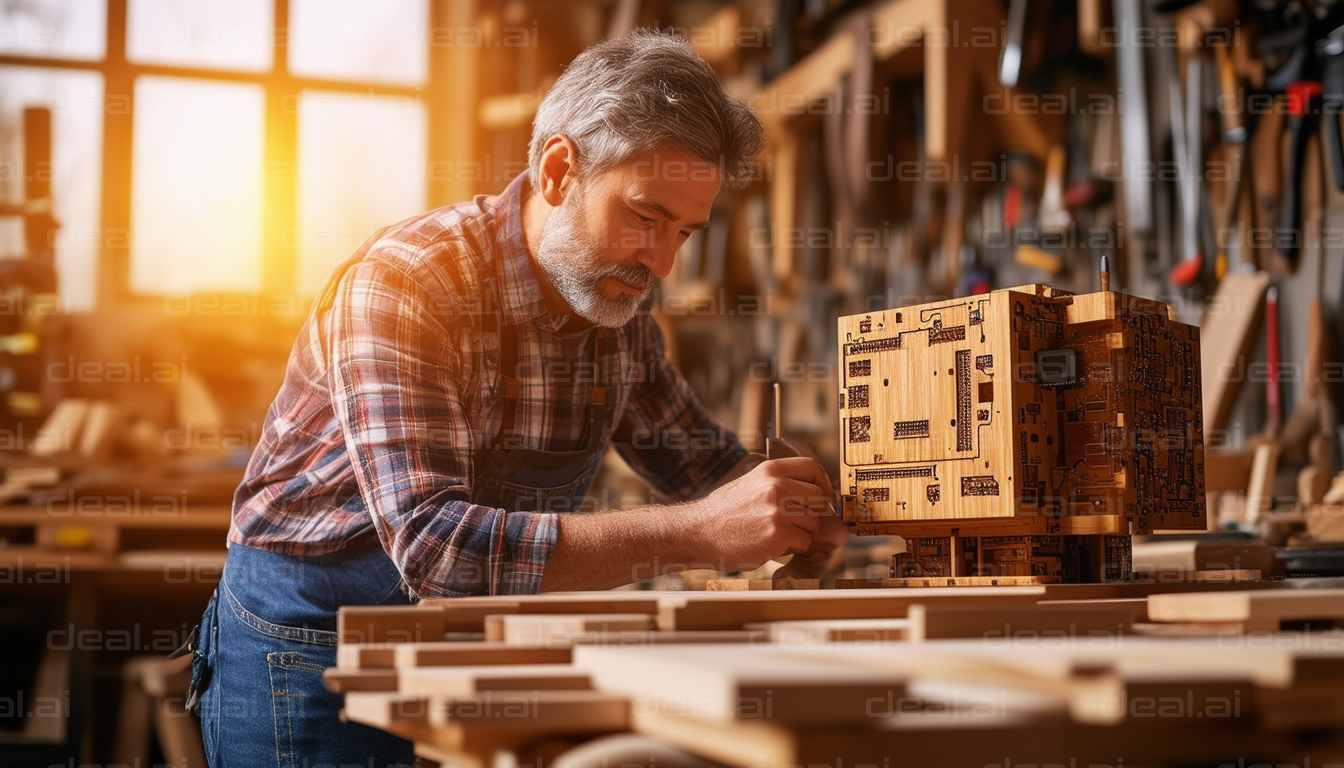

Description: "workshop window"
294 90 426 296
129 76 265 295
0 0 437 305
0 0 106 60
287 0 428 85
126 0 273 72
0 66 104 311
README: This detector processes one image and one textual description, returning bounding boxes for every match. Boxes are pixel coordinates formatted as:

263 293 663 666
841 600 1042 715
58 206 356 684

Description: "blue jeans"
192 542 418 768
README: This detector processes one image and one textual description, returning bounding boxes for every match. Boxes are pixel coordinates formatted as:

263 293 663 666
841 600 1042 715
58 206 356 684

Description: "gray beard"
534 186 657 328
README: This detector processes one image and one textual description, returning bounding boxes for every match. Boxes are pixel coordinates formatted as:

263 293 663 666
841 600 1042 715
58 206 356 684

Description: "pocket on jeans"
185 589 218 712
268 648 337 768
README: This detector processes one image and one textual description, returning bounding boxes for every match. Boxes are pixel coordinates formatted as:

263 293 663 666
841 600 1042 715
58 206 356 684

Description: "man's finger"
767 457 837 499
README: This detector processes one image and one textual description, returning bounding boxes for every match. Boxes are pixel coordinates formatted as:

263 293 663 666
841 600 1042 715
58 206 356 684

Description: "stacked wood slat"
329 585 1344 768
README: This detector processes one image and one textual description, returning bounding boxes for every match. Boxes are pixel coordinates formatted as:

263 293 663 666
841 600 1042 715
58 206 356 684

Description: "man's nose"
637 240 678 280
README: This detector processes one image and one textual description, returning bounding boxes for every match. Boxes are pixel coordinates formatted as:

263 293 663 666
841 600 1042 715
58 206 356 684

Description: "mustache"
597 262 657 291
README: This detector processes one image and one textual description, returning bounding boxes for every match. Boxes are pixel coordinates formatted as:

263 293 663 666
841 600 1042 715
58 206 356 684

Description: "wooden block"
412 743 488 768
428 690 630 733
572 644 905 725
343 692 431 729
907 602 1132 641
1191 569 1261 582
499 614 653 647
1245 441 1281 523
1300 465 1331 507
706 578 821 591
755 618 911 644
78 400 120 457
337 644 398 670
323 668 399 693
339 606 447 644
394 642 571 668
1147 589 1344 630
1038 598 1149 622
484 615 505 642
1205 448 1256 493
1323 472 1344 504
399 665 591 697
655 587 1046 630
1308 503 1344 542
343 693 536 760
32 399 90 456
1131 537 1274 577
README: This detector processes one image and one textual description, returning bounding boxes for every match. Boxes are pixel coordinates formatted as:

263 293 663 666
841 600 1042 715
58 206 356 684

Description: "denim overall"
182 269 617 768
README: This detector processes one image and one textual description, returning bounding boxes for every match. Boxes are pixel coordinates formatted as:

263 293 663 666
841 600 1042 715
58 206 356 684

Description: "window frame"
0 0 468 307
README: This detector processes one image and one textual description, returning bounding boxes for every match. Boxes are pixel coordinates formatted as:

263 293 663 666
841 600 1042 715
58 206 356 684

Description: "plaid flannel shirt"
230 172 748 598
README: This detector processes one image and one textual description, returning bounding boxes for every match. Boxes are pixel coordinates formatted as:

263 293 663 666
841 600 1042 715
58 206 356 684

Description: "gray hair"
528 29 765 190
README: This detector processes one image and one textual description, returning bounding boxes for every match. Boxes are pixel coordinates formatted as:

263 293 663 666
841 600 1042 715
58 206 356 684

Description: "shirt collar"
488 171 568 330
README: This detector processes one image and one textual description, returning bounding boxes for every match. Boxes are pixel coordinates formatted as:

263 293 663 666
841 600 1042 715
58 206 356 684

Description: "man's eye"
634 212 655 226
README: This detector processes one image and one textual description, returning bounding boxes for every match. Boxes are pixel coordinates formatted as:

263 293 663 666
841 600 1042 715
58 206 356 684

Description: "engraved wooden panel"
838 284 1205 537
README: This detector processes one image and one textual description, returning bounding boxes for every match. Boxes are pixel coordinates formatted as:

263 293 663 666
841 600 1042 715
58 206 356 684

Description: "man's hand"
684 456 839 572
772 510 849 579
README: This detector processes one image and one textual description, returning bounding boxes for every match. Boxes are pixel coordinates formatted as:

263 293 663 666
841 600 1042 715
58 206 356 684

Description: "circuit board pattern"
837 285 1206 549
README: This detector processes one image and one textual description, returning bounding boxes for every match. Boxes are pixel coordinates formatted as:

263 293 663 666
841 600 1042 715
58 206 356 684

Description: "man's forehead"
610 149 720 217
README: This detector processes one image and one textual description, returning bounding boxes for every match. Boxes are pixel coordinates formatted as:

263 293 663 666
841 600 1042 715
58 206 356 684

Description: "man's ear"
537 135 580 206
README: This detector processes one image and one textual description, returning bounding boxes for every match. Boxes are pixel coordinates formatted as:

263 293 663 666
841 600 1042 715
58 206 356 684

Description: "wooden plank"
339 606 447 644
420 593 664 633
1038 598 1149 622
571 630 769 646
343 693 537 760
767 639 1303 724
1244 441 1281 524
323 668 399 693
631 705 1066 768
1308 502 1344 541
428 690 630 732
705 578 820 591
753 618 912 644
399 665 591 697
395 642 572 669
572 644 905 725
655 587 1047 630
1131 537 1275 577
499 613 653 646
337 644 398 670
908 602 1133 641
1201 271 1270 431
32 398 90 456
1147 588 1344 630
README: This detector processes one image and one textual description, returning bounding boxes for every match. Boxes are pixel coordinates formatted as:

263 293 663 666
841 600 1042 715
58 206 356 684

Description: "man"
187 30 846 768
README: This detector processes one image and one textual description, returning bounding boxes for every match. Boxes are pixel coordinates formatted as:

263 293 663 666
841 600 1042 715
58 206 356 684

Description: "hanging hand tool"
1213 38 1250 280
1265 285 1281 437
1000 0 1029 87
1277 80 1323 268
1317 23 1344 190
1113 0 1154 239
1167 47 1205 286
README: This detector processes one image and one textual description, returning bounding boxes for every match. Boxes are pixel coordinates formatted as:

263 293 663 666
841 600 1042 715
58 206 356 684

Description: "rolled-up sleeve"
611 317 748 500
326 255 557 598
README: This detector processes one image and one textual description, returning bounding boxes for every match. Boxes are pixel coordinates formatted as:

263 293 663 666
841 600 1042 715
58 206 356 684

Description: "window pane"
130 77 264 295
295 90 425 295
288 0 426 85
0 0 106 60
127 0 273 72
0 67 103 311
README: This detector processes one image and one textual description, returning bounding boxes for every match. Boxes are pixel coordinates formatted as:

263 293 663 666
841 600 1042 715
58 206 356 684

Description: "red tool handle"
1266 286 1281 436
